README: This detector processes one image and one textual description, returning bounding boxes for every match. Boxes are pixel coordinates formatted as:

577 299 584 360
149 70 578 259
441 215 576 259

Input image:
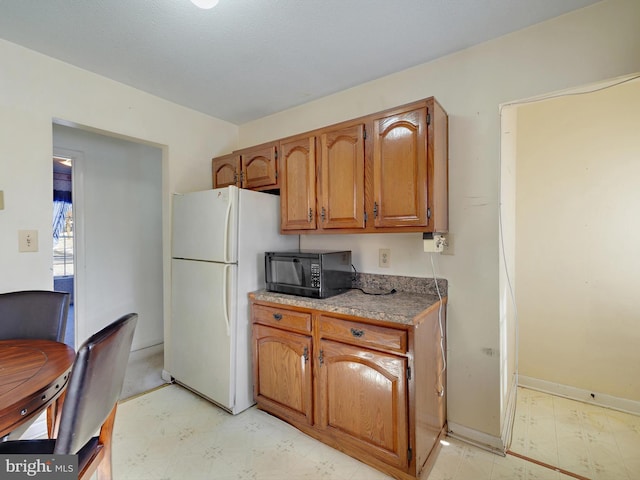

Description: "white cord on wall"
429 252 446 397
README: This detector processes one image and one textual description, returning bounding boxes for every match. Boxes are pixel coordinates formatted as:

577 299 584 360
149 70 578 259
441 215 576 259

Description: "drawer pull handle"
273 313 283 321
350 328 365 338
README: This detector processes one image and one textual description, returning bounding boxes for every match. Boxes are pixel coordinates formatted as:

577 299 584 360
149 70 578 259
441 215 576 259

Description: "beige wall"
515 78 640 403
239 0 640 447
0 38 238 368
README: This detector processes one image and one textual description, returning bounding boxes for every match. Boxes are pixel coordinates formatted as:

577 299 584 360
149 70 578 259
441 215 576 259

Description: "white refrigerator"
168 186 297 414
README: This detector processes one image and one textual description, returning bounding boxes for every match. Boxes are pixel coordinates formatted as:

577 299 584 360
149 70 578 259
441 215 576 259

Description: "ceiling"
0 0 600 125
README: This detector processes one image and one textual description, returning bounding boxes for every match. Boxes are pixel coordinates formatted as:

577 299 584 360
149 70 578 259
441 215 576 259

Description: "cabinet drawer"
318 316 407 354
253 305 311 334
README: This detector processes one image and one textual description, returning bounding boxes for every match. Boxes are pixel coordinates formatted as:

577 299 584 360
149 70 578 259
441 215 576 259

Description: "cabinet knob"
350 328 365 338
273 313 283 321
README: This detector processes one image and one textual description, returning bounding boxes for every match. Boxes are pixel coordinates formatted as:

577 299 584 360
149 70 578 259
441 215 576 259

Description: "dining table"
0 339 75 438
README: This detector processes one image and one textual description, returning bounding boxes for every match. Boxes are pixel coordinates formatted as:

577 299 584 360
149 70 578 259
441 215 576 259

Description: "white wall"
515 78 640 405
53 124 164 351
238 0 640 447
0 38 238 364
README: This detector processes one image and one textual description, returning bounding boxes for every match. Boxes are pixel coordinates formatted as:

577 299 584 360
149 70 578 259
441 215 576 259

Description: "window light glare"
191 0 219 9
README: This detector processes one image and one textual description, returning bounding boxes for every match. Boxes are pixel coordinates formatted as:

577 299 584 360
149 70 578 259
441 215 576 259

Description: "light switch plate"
18 230 38 252
0 190 4 210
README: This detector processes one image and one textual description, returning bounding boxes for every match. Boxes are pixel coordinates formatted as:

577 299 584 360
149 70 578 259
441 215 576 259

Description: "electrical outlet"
379 248 391 268
441 233 454 255
18 230 38 252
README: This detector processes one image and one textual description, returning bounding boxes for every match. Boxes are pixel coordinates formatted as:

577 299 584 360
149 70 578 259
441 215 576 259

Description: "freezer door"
172 187 238 263
169 259 237 410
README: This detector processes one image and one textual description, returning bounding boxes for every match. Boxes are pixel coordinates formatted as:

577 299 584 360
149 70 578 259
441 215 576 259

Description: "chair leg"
95 406 116 480
78 404 117 480
46 390 66 438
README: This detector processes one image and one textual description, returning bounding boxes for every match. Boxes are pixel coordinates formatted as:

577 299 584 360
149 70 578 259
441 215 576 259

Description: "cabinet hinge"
373 201 379 219
363 127 367 140
364 211 368 222
303 346 309 363
318 349 324 365
274 148 278 160
426 113 431 126
275 170 278 180
408 447 413 463
407 366 412 380
427 207 431 219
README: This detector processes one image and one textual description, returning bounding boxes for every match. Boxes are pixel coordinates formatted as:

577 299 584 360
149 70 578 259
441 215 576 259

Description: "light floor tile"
111 384 638 480
509 386 640 480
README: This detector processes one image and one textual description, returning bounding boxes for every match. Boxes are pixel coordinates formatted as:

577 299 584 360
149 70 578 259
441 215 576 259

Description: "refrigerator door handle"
222 264 231 336
223 191 233 263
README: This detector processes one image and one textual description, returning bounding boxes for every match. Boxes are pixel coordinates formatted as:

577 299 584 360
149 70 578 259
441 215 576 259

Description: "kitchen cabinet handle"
273 313 283 321
350 328 365 338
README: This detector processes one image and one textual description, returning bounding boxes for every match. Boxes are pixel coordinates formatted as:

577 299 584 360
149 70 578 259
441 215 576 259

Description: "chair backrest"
53 313 137 455
0 290 70 342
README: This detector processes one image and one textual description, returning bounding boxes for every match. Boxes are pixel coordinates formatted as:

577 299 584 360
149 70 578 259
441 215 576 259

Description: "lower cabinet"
316 339 409 469
253 324 313 425
251 298 447 480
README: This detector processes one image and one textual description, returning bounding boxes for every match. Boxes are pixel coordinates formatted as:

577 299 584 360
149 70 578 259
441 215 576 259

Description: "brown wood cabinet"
250 296 447 480
318 124 366 230
277 97 448 234
211 97 447 233
211 142 278 191
279 135 317 231
373 107 428 228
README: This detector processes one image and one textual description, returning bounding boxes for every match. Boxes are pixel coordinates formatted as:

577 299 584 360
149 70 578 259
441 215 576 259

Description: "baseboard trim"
447 422 506 455
518 375 640 415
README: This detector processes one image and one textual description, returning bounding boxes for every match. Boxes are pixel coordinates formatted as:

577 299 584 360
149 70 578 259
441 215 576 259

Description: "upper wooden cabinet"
278 97 448 234
319 124 365 230
211 142 278 191
213 97 447 234
211 153 239 189
280 135 317 231
373 107 428 228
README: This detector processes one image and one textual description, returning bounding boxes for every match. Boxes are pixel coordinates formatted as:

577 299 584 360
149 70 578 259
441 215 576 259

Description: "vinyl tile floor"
510 387 640 480
112 384 637 480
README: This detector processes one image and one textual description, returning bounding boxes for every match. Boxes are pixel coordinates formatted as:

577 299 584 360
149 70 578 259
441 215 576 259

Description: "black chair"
0 290 71 438
0 290 70 343
0 313 138 480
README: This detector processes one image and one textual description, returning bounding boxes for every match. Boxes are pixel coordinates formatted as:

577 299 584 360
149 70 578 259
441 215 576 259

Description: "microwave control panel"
310 263 321 288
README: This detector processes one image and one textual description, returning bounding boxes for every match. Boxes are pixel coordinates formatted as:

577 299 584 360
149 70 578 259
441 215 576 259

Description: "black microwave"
265 250 352 299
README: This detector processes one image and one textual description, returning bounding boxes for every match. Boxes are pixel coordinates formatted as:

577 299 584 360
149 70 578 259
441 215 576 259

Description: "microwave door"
273 258 303 286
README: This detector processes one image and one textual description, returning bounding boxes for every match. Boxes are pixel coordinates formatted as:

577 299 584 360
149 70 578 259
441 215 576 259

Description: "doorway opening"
53 155 75 347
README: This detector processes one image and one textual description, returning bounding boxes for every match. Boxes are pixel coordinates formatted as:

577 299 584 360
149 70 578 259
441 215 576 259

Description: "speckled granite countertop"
250 273 447 326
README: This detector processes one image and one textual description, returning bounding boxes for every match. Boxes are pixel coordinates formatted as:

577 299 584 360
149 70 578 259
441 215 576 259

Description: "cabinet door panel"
212 154 239 188
241 144 278 190
280 136 317 231
319 124 365 229
317 339 408 468
373 108 428 227
254 324 313 425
